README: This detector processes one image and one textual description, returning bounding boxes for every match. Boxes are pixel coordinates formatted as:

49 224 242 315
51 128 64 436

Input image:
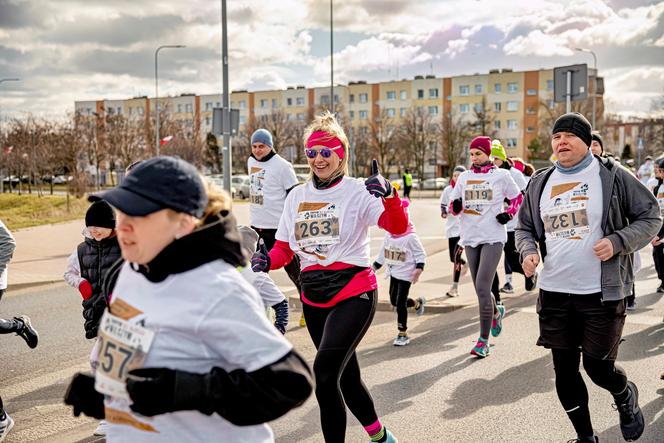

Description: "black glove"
251 238 271 272
364 159 393 198
126 367 207 417
64 372 105 419
496 212 513 225
82 293 107 339
452 198 463 214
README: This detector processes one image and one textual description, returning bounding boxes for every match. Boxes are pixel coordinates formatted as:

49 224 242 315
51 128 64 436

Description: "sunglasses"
304 145 342 159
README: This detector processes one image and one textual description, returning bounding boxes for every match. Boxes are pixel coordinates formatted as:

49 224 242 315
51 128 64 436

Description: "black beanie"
552 112 592 148
591 133 604 153
85 200 116 229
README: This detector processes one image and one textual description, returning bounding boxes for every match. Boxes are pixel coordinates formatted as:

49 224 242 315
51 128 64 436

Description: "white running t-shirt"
440 185 461 239
374 232 427 282
448 168 521 248
248 154 299 229
276 177 385 269
538 158 604 294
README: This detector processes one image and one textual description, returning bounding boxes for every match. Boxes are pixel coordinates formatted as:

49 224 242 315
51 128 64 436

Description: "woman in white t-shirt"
64 156 313 443
251 112 406 443
440 166 468 298
449 136 522 358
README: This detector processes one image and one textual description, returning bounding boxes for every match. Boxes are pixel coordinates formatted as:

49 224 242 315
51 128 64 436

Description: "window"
494 83 501 93
260 99 268 108
460 103 470 113
387 108 396 117
117 107 122 115
216 101 221 107
527 89 537 96
137 107 144 116
400 90 407 100
507 101 518 112
349 111 355 119
546 80 554 91
359 110 368 120
296 97 305 106
205 102 212 111
321 95 330 105
239 115 246 124
527 126 535 133
287 98 293 106
506 138 518 148
185 104 192 113
177 104 183 113
459 85 470 96
417 89 424 99
387 91 396 100
429 88 439 98
400 107 407 117
507 82 518 93
474 84 482 94
349 94 355 103
359 93 368 103
507 119 518 129
286 114 293 121
474 103 483 113
548 99 555 109
526 106 536 115
239 100 246 109
205 116 211 126
360 126 368 135
128 107 133 115
297 113 304 121
428 105 439 115
272 99 277 108
334 94 339 104
494 102 502 112
494 120 501 130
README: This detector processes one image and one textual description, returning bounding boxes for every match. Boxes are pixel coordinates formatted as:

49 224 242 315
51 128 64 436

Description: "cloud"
504 30 576 57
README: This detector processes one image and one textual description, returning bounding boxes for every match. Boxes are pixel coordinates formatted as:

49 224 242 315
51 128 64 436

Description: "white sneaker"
415 297 426 316
393 334 410 346
0 415 15 443
93 420 108 436
446 287 459 297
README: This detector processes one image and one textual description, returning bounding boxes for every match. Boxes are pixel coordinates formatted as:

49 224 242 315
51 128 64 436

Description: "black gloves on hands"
364 159 393 199
251 238 271 273
452 198 463 214
126 367 208 417
82 293 107 339
496 212 513 225
64 372 105 419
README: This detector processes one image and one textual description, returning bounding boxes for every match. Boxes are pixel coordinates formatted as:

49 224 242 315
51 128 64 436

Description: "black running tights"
302 291 379 443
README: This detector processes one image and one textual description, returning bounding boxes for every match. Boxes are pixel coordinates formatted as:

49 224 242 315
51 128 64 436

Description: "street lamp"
0 78 20 194
574 47 598 128
155 45 185 155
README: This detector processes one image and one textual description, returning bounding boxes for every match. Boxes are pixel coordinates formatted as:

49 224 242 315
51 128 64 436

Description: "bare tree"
254 110 293 154
440 111 471 172
368 109 399 173
399 108 437 184
472 96 495 137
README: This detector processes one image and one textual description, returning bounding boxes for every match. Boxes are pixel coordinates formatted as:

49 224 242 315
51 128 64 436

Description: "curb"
6 280 63 293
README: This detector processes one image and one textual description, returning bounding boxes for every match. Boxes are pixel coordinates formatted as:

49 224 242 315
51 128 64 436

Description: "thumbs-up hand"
251 238 271 272
364 159 393 198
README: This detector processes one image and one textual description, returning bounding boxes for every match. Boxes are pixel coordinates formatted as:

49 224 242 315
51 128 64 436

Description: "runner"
650 158 664 294
251 111 406 442
402 168 413 201
440 166 469 297
637 155 654 186
248 128 305 327
64 156 313 442
372 199 426 346
516 112 658 442
63 200 123 436
0 219 39 443
448 136 522 357
491 139 536 294
590 132 604 157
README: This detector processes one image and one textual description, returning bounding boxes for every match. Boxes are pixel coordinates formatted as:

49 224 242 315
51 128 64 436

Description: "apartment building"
75 66 603 166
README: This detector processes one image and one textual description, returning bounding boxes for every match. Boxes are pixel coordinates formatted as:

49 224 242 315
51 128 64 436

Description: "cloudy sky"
0 0 663 120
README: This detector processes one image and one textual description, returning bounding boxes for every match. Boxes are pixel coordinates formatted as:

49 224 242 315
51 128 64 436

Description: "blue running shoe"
368 427 398 443
470 337 490 358
491 304 506 337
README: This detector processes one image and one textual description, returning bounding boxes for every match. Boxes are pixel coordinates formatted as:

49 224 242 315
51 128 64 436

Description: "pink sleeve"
268 240 295 270
505 193 524 216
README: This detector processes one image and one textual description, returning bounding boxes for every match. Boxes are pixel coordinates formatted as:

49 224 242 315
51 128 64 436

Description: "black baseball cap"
90 156 208 217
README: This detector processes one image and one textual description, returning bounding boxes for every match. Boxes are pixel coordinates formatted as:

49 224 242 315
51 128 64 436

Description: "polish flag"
160 135 174 145
3 146 13 155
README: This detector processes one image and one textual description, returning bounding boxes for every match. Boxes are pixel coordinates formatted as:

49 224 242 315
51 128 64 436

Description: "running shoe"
499 282 514 294
657 284 664 293
299 313 306 328
0 415 14 443
14 315 38 349
385 428 398 443
93 420 108 437
626 300 636 311
415 297 426 316
566 436 598 442
393 333 410 346
470 338 490 358
491 304 506 337
525 272 539 291
614 381 645 442
446 287 459 297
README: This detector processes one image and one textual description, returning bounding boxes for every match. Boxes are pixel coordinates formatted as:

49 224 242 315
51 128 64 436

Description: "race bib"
384 247 407 265
249 193 264 205
95 312 155 400
250 167 265 206
543 202 590 240
294 202 340 248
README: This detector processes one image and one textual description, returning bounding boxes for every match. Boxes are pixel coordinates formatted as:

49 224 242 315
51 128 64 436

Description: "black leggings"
389 277 416 332
302 291 379 443
448 237 466 284
253 227 302 292
653 243 664 284
552 349 628 436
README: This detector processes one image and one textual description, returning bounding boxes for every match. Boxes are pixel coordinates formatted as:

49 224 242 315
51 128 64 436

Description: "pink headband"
306 131 345 159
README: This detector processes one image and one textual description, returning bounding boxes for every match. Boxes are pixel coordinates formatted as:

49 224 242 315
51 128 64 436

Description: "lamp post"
574 47 598 128
0 78 20 194
154 45 185 155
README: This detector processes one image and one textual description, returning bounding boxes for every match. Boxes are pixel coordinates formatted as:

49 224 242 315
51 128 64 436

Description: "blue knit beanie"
251 129 273 149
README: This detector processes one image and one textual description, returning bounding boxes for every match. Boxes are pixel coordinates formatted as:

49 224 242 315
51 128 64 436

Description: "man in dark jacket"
515 112 660 443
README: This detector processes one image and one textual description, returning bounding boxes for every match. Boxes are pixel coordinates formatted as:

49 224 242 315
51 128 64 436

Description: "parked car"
231 175 250 199
205 175 237 199
422 178 448 190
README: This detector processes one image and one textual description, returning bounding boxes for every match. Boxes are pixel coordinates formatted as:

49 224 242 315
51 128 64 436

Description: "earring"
175 232 182 240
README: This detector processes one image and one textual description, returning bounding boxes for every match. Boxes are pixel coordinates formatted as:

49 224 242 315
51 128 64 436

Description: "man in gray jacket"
516 112 660 443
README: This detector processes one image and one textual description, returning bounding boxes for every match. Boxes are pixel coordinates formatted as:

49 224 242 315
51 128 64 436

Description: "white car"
422 178 448 190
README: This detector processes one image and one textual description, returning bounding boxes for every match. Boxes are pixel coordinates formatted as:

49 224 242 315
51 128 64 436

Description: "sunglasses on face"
304 145 342 159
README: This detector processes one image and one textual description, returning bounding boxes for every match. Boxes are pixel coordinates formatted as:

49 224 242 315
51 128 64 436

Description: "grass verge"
0 193 89 230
